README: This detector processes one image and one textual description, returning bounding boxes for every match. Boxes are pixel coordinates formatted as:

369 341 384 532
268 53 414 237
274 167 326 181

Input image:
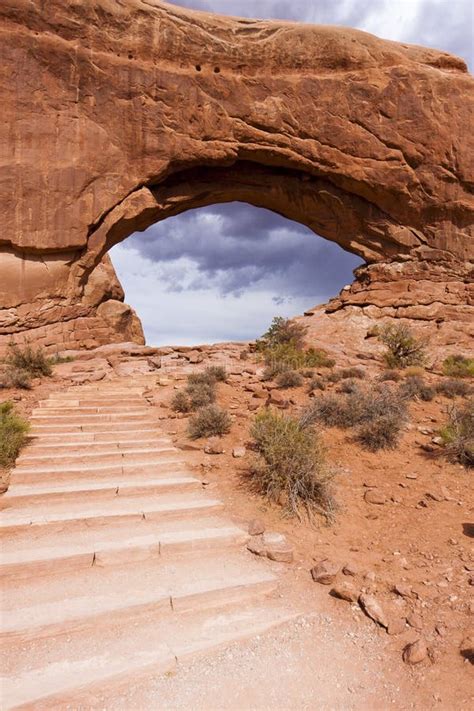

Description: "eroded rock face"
0 0 472 351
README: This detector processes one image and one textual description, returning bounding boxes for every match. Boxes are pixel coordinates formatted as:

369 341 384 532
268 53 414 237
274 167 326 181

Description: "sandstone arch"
0 0 472 352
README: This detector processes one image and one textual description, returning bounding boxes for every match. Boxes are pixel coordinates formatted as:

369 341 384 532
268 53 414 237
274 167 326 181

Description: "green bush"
303 384 408 451
187 405 232 439
275 370 303 389
436 379 471 399
0 401 30 468
5 342 52 377
442 355 474 379
249 410 334 519
440 399 473 467
378 323 426 369
256 316 307 352
399 375 435 402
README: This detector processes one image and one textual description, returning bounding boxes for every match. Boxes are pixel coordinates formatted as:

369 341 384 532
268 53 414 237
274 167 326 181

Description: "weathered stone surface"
0 1 472 351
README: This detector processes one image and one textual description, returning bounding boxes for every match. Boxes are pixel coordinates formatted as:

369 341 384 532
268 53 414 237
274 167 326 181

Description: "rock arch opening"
109 201 363 345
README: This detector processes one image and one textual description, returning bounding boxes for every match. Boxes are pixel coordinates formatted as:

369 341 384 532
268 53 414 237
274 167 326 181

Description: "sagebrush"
440 399 473 467
0 401 30 468
275 370 303 389
436 379 471 399
442 355 474 379
249 409 334 519
399 375 435 402
187 404 231 439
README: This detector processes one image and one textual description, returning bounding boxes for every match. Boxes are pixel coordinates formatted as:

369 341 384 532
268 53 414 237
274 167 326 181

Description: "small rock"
364 489 386 505
403 638 428 665
248 519 265 536
358 593 388 628
204 437 224 454
247 537 265 556
393 583 414 599
406 473 418 480
232 446 246 458
342 563 358 577
330 582 359 602
406 611 423 631
387 618 406 635
262 532 293 563
267 390 289 408
311 560 340 585
426 490 444 502
431 436 443 445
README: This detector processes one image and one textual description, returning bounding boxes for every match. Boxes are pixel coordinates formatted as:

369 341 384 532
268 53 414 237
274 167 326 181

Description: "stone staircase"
0 380 295 709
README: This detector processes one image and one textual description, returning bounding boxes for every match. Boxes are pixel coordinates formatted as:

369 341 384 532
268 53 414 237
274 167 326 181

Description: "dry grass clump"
170 390 192 413
171 366 227 413
0 401 30 468
440 399 473 468
378 323 426 369
275 370 303 389
338 379 360 394
187 366 227 386
339 367 365 380
249 410 334 520
304 383 408 451
187 404 231 439
435 379 471 399
379 370 401 382
308 377 326 392
442 355 474 379
186 381 215 408
399 375 435 402
1 342 52 390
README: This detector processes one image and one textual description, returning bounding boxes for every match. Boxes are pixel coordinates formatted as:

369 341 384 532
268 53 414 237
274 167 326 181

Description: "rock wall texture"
0 0 472 352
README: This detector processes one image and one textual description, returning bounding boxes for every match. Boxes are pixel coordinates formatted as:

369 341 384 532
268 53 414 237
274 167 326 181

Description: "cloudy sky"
111 0 473 346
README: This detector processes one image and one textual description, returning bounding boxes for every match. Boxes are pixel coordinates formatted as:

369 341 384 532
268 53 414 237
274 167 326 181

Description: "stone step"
1 475 201 509
32 406 152 416
2 601 296 710
28 428 163 442
9 459 189 485
0 519 248 579
39 398 146 408
22 438 170 454
2 552 276 639
30 412 153 425
16 446 178 467
0 493 224 532
30 421 163 434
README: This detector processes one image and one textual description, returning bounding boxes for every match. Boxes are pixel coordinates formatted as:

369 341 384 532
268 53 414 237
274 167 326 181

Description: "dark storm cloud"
124 203 362 300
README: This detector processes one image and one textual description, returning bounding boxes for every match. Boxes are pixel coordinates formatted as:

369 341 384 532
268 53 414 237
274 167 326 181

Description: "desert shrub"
340 367 365 380
338 378 360 394
170 390 192 413
262 343 332 378
303 384 407 451
0 401 30 468
249 409 334 519
275 370 303 389
436 379 471 399
256 316 307 352
439 399 473 467
403 365 425 378
5 342 52 377
326 370 343 383
0 367 32 390
378 323 426 369
442 355 474 379
49 353 74 364
378 369 401 382
205 365 227 382
304 348 335 368
185 381 216 408
188 405 232 440
399 375 435 402
357 413 405 451
308 377 326 392
301 369 315 379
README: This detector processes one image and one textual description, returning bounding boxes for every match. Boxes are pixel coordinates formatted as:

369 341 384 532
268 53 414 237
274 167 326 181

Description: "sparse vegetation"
308 377 326 392
0 401 30 469
249 409 334 519
187 365 227 387
436 379 471 399
303 383 408 451
399 375 435 402
186 381 216 408
0 368 32 390
378 323 426 369
49 353 75 364
379 370 401 382
5 342 52 377
439 399 473 467
339 367 365 380
275 370 303 389
187 404 232 439
256 316 307 352
338 378 360 394
170 390 192 413
442 354 474 379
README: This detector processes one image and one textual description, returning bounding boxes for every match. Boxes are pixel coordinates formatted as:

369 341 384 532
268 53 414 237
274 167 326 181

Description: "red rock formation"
0 0 472 352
